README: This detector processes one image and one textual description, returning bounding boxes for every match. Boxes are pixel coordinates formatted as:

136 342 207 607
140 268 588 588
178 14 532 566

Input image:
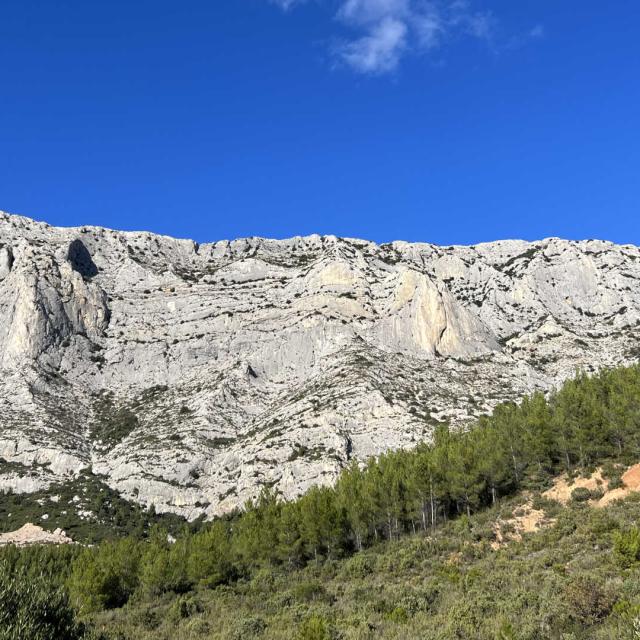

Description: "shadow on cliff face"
68 239 98 278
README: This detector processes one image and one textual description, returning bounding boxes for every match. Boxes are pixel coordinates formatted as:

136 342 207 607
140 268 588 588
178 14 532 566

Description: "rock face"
1 211 639 519
0 523 74 546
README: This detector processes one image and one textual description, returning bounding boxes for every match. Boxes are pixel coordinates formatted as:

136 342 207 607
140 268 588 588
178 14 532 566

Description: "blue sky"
1 1 638 245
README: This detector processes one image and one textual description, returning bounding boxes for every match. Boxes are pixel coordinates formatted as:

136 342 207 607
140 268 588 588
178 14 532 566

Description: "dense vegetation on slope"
10 492 640 638
87 495 640 639
0 471 198 543
3 364 640 639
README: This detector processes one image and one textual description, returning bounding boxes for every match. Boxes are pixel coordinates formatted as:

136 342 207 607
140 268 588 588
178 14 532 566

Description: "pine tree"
335 461 372 550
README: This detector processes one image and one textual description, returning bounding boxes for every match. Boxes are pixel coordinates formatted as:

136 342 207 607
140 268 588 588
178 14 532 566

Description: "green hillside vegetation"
0 471 199 543
3 364 640 639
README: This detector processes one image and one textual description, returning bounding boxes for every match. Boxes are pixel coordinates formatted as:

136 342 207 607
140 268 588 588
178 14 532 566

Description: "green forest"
4 364 640 639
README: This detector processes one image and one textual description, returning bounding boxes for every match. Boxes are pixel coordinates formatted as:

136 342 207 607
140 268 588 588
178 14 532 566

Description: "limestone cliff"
1 211 639 519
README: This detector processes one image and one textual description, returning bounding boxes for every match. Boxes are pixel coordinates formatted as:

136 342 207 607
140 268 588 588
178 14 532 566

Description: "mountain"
1 210 639 519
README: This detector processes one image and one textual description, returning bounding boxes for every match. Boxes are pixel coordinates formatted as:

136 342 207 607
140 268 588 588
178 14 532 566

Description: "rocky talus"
1 211 639 519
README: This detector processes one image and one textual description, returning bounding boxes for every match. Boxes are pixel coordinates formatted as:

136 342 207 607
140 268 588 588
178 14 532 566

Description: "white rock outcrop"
0 523 74 546
1 211 639 519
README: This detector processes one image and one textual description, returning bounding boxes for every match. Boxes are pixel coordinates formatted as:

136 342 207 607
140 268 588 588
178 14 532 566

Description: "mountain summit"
1 211 639 519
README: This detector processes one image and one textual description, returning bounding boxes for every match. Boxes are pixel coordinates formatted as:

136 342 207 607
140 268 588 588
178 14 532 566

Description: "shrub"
293 580 328 603
564 575 615 624
609 474 625 490
0 563 84 640
496 619 517 640
614 528 640 568
131 606 161 630
230 617 267 639
571 487 593 503
249 567 276 592
385 606 409 623
186 618 211 635
139 532 192 596
612 599 640 620
399 585 440 614
67 539 141 613
296 615 331 640
601 461 623 481
186 521 234 588
341 554 374 579
583 509 619 537
169 594 203 621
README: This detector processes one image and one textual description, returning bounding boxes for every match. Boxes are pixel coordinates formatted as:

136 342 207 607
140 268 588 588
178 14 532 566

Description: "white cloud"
270 1 537 74
412 8 445 50
337 17 408 74
337 0 411 26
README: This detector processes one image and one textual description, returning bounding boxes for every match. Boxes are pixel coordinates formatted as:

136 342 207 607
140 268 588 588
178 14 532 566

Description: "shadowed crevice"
68 239 98 278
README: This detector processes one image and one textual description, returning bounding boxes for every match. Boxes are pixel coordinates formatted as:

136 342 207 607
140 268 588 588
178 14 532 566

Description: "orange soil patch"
491 463 640 550
543 469 606 505
543 463 640 508
492 500 555 550
597 463 640 507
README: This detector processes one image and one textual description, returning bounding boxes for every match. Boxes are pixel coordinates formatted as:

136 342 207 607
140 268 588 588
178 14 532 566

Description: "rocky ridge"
1 211 639 520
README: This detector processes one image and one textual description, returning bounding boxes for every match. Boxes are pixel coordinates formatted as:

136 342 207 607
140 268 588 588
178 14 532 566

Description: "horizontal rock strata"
1 211 639 519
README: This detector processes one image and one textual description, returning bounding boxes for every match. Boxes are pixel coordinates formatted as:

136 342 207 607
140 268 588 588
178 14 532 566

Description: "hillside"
79 492 640 639
4 365 640 639
2 211 640 521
